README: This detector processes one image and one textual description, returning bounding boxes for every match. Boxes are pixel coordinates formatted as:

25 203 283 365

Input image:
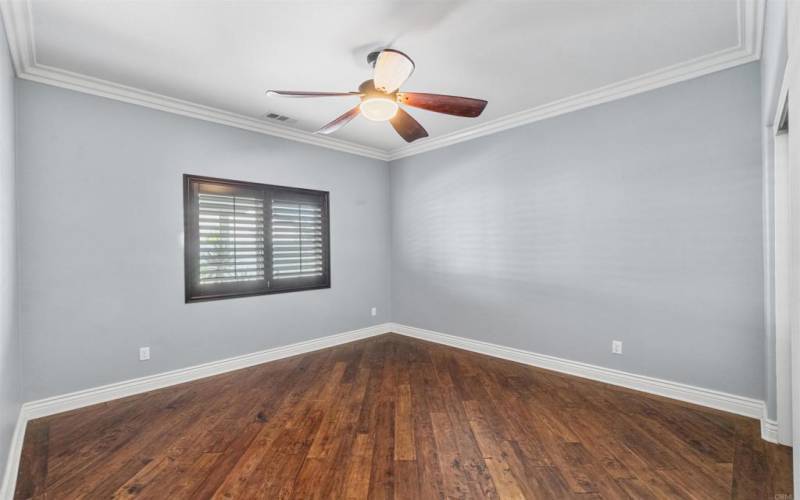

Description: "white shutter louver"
271 198 325 280
198 193 265 285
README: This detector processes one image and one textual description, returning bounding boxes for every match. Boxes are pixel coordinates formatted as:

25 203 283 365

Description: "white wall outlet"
139 347 150 361
611 340 623 355
370 307 377 317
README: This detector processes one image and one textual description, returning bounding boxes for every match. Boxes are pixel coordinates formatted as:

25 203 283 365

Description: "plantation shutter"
197 192 265 285
184 175 330 302
269 188 329 291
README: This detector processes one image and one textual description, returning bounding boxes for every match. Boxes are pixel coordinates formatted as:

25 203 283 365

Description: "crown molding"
387 0 765 160
1 0 763 163
0 0 389 162
18 63 391 161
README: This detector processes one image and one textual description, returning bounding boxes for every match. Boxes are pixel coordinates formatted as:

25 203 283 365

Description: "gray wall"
10 58 768 408
16 81 391 401
0 17 19 492
390 63 765 400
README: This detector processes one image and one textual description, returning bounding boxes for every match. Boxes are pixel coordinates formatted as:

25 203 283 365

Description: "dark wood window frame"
183 174 331 303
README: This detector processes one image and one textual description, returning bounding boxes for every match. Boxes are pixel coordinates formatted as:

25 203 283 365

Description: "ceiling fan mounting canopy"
366 50 381 66
266 49 487 143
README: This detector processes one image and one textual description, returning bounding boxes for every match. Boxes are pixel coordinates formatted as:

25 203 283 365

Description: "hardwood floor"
15 333 792 499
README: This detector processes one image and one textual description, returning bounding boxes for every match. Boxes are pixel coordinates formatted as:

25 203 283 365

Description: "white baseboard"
759 403 787 446
23 323 389 420
762 414 780 444
387 323 771 428
0 321 782 499
0 322 390 499
26 321 767 424
0 409 27 500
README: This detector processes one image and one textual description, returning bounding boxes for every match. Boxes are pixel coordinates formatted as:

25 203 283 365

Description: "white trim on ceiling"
20 63 391 161
0 0 390 161
388 0 765 160
0 0 764 161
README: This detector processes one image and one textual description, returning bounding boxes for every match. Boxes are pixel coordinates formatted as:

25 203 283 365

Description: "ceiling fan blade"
266 90 361 98
397 92 487 117
373 49 415 93
390 108 428 143
315 106 361 135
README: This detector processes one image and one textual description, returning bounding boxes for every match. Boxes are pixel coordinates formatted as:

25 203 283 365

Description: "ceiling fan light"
373 50 414 93
360 98 399 121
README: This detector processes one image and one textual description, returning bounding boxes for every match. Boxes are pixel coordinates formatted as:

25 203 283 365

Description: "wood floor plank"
342 433 374 499
366 400 395 500
14 333 793 500
463 400 527 499
393 384 415 461
14 419 49 499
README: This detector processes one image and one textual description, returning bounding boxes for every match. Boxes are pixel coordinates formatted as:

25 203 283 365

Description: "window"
183 174 330 302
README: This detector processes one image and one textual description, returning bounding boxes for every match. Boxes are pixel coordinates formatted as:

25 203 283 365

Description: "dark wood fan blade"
397 92 487 117
390 108 428 143
266 90 361 98
315 106 361 135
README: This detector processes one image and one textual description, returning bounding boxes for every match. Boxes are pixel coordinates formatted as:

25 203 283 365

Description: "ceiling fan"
266 49 488 143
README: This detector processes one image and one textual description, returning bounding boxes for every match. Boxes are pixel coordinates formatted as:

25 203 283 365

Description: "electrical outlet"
371 307 377 317
611 340 623 355
139 347 150 361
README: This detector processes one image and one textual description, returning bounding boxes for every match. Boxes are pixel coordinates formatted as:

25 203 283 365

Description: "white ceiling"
2 0 761 159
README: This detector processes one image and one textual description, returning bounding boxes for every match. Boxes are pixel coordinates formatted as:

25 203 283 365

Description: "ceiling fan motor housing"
358 79 395 99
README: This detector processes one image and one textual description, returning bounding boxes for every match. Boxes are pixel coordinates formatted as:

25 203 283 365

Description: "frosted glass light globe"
360 98 399 121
